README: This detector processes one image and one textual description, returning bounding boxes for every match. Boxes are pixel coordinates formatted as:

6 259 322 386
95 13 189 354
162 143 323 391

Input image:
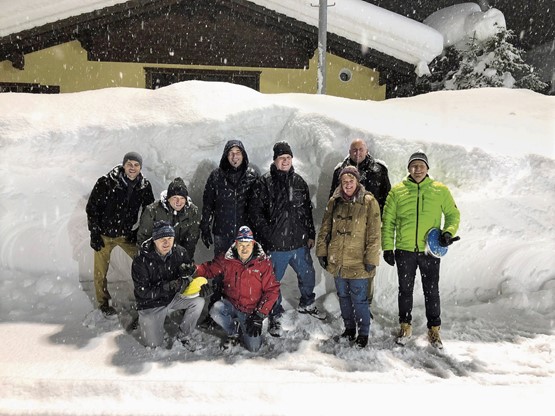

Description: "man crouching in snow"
131 220 204 350
193 226 280 352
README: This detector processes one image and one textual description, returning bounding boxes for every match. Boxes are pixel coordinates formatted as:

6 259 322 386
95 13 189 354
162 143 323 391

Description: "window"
0 82 60 93
145 68 260 91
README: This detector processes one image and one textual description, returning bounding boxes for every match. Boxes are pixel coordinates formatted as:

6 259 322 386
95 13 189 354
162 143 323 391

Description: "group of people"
86 139 459 352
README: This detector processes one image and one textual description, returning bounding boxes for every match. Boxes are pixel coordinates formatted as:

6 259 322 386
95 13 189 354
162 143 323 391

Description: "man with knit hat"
137 177 200 260
381 151 460 349
189 226 279 352
249 141 325 337
132 220 204 350
86 151 154 317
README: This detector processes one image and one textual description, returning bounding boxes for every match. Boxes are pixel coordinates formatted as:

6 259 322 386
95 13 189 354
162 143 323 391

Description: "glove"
90 233 104 252
164 279 182 293
245 312 264 337
439 232 453 247
200 282 214 298
365 264 376 272
201 228 213 249
179 262 197 278
383 250 395 266
318 256 328 269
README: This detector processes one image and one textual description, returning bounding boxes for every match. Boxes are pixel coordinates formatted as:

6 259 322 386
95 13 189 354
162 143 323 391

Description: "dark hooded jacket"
136 178 200 260
329 154 391 215
200 140 259 241
132 239 191 310
86 165 154 239
249 164 316 252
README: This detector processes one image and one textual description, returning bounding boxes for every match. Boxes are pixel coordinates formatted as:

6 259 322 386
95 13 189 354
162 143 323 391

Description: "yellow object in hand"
181 276 208 299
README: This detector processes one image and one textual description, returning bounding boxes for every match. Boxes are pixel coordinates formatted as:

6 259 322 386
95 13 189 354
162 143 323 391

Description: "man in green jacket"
381 151 460 349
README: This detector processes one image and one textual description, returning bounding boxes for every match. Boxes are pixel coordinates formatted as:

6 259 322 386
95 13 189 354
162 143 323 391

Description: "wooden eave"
0 0 415 83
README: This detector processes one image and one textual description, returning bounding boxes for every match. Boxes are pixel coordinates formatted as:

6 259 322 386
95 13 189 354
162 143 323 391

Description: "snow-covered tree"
421 26 548 94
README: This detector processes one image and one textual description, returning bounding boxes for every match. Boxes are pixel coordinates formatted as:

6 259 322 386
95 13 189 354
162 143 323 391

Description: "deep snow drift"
0 82 554 415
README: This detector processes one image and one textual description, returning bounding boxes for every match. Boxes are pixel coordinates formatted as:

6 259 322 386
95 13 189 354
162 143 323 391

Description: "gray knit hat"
407 151 429 169
123 151 143 167
152 220 175 241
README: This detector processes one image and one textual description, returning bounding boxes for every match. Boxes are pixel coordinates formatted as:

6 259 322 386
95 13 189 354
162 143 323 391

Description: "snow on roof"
0 0 444 76
424 2 506 48
250 0 444 75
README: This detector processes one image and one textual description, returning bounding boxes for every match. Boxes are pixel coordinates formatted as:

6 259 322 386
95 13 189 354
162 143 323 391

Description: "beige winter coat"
316 186 381 278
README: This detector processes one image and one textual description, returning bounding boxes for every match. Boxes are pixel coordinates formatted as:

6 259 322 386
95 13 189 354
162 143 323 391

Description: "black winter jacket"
249 164 315 252
132 240 191 310
86 165 154 239
329 154 391 214
200 140 258 241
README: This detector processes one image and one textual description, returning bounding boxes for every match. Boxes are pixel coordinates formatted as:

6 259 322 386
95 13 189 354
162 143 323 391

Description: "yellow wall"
0 40 385 100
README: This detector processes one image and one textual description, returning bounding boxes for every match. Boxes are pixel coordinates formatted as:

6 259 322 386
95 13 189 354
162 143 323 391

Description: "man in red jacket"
195 226 280 352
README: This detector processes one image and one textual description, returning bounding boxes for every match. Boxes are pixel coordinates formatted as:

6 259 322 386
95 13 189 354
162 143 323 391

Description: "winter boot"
340 328 356 342
428 326 443 349
221 334 240 350
297 304 327 320
355 335 368 349
100 303 117 318
268 316 283 338
396 323 412 346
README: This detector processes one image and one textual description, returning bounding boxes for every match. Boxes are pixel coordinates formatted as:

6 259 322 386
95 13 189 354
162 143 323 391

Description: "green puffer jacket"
381 175 460 252
316 187 381 278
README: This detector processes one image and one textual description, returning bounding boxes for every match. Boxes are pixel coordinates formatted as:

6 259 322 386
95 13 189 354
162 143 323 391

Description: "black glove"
245 312 264 337
90 233 104 252
179 262 197 278
164 279 182 293
383 250 395 266
365 264 376 272
318 256 328 269
200 282 214 298
439 232 453 247
201 228 213 249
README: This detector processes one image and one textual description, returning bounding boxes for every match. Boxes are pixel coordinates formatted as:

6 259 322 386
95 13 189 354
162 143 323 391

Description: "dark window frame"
145 67 261 91
0 82 60 94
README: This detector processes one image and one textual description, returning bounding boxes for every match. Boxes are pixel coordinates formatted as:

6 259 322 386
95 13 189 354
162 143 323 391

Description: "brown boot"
428 326 443 349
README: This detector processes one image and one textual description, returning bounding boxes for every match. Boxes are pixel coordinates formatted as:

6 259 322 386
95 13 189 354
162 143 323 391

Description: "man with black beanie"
86 152 154 317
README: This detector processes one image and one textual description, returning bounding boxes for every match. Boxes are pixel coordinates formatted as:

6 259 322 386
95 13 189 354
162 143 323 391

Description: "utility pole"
317 0 328 94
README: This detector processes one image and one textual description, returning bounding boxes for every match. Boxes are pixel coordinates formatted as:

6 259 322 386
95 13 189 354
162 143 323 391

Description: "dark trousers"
395 250 441 328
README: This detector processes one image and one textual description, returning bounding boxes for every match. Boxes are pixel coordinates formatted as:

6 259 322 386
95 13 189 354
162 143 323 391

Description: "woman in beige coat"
316 166 381 348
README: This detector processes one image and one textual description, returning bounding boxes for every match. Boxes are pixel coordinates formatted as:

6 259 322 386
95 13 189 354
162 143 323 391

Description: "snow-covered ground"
0 82 554 415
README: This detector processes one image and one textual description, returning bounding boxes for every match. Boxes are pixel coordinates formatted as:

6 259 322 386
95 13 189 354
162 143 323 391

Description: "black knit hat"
407 151 429 169
152 220 175 241
273 141 293 160
167 177 188 199
123 151 143 167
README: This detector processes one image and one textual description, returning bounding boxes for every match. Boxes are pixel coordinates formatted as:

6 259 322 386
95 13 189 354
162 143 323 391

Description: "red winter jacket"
196 242 280 316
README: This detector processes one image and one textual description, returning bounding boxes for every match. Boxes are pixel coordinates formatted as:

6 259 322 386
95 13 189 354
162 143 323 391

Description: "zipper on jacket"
415 184 420 252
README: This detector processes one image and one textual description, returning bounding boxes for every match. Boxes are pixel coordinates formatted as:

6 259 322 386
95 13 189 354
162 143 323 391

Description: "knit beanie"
407 151 429 169
339 166 360 181
167 177 188 199
273 141 293 160
152 220 175 241
235 226 254 242
122 151 143 167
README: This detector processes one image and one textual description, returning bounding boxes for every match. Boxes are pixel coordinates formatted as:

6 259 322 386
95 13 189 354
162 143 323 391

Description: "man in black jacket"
86 152 155 317
250 141 325 337
329 139 391 215
200 139 259 256
132 221 204 350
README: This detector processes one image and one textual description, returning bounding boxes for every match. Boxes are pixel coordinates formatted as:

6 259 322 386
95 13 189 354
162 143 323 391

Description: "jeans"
138 294 204 348
210 298 263 352
335 276 371 336
395 250 441 328
269 246 316 317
